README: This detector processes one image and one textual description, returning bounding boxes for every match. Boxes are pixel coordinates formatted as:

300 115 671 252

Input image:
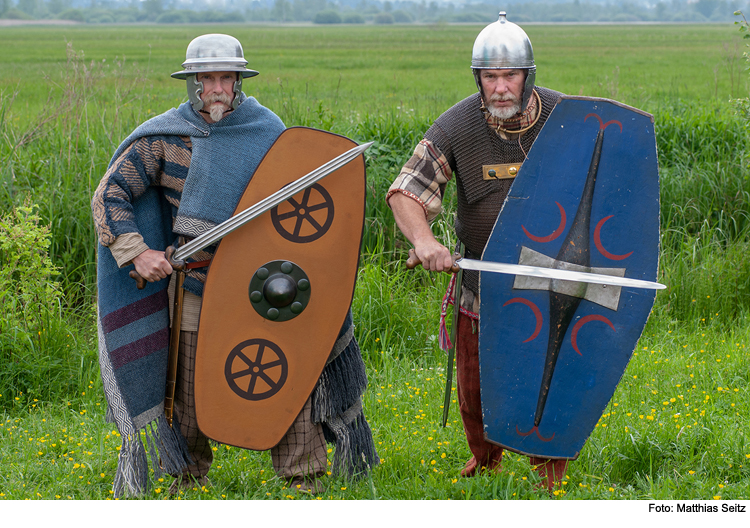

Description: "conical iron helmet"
471 12 536 112
171 34 259 112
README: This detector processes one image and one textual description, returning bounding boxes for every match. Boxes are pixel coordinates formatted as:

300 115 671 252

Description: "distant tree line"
0 0 745 24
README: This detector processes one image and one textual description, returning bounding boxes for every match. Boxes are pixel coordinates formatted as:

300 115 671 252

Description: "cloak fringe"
113 436 149 498
325 408 380 477
312 337 368 422
112 416 192 498
311 313 380 478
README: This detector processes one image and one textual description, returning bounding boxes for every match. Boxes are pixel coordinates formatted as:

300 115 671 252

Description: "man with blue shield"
390 9 663 492
387 13 569 491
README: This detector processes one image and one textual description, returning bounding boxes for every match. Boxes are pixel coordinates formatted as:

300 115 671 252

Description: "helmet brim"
171 68 259 80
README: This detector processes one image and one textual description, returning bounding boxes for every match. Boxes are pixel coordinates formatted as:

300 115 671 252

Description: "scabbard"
442 242 464 428
164 241 187 428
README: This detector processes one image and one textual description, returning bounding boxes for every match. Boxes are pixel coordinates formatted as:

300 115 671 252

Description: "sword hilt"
129 244 187 290
406 248 461 274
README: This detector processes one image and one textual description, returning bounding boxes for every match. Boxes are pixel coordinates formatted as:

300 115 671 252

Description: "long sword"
406 250 665 290
130 141 372 289
174 140 373 261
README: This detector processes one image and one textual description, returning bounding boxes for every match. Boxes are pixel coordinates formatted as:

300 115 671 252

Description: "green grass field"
0 22 749 501
0 23 745 116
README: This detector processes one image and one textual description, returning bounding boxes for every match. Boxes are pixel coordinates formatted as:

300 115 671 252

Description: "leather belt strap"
186 259 211 269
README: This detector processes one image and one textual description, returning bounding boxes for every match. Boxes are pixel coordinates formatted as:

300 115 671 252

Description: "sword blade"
174 140 373 261
457 258 665 290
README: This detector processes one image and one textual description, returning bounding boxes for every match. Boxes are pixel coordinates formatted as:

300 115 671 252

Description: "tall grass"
2 42 750 387
654 100 750 324
0 43 152 306
1 45 749 343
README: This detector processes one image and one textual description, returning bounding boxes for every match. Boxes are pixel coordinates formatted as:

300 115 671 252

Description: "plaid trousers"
175 331 327 479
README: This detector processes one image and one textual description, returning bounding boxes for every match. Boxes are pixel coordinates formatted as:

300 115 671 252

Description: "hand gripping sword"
128 140 373 427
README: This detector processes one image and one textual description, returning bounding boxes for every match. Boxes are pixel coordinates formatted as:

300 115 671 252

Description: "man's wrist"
109 233 149 268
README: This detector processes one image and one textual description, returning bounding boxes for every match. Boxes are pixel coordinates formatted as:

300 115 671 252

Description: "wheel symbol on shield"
271 183 335 243
225 339 288 401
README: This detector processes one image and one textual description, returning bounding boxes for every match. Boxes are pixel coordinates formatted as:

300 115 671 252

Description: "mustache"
203 92 233 106
489 93 520 104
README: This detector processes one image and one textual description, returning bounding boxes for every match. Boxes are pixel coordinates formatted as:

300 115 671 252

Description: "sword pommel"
129 270 148 290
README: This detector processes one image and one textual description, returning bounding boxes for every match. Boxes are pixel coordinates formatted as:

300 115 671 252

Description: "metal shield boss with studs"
194 127 365 450
478 96 660 459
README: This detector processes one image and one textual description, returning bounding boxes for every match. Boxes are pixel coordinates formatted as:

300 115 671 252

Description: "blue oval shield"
478 96 660 459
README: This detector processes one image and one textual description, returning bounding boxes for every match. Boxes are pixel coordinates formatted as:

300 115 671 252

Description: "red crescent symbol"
503 297 542 343
571 314 616 355
594 215 633 261
522 201 566 243
584 113 623 133
516 425 555 442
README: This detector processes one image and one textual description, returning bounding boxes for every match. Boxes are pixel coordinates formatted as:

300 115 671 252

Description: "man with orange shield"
93 33 378 497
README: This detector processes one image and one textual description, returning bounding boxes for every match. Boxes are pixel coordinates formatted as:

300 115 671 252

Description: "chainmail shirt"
422 86 563 297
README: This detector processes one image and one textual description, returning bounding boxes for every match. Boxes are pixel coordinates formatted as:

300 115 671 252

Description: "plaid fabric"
271 398 327 479
388 139 477 314
386 139 452 222
174 331 213 478
175 331 326 479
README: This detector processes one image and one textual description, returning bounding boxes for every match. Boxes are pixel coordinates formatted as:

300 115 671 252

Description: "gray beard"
488 100 521 120
203 92 233 122
208 103 228 122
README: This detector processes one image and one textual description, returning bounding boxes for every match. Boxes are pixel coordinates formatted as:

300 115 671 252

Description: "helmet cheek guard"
471 12 536 112
187 74 205 112
232 78 242 110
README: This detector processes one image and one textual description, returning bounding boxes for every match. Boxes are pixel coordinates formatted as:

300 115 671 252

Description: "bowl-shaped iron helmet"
471 12 536 112
171 34 259 112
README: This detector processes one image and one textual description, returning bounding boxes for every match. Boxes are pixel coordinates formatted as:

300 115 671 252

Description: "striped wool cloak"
95 95 285 497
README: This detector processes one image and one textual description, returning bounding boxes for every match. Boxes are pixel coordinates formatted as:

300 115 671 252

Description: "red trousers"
455 313 568 490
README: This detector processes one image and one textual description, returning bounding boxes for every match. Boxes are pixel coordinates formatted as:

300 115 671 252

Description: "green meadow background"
0 22 749 500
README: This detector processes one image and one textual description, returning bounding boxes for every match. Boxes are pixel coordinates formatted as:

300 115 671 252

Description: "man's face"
198 71 237 122
479 69 526 120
